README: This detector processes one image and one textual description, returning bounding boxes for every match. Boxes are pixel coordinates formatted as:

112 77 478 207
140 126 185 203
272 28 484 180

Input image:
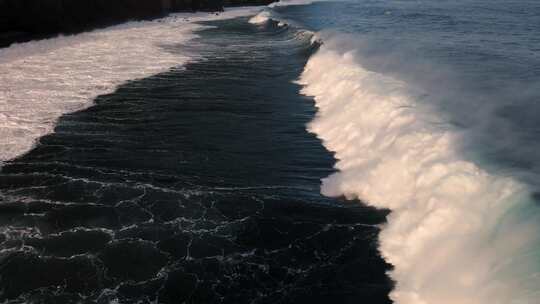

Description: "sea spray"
298 37 540 304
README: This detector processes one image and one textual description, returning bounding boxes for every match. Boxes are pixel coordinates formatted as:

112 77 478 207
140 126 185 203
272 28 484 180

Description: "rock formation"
0 0 276 47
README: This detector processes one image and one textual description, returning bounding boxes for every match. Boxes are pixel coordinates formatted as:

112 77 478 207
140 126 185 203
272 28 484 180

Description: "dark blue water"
0 17 392 303
276 0 540 177
270 1 540 303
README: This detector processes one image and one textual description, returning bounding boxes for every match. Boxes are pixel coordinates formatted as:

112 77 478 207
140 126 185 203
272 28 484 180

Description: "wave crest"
299 37 540 304
249 11 272 24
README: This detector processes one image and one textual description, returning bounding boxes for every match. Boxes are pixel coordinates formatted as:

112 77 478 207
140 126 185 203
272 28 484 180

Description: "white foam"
269 0 316 8
249 10 272 24
0 7 261 164
299 39 540 303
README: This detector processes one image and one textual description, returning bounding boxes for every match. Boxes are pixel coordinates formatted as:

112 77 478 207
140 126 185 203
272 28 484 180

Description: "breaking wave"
298 35 540 303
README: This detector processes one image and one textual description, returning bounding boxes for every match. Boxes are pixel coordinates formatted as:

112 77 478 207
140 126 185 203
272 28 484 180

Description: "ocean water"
0 1 539 303
268 0 540 303
0 6 391 304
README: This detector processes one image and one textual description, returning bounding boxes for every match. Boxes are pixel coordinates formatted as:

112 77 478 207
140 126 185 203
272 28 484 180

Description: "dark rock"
0 0 278 47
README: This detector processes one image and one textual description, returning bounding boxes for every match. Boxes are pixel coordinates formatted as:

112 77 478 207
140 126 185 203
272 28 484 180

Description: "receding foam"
0 7 260 165
299 38 540 304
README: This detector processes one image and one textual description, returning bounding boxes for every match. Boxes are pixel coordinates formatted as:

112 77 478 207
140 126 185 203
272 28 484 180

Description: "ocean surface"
1 1 539 303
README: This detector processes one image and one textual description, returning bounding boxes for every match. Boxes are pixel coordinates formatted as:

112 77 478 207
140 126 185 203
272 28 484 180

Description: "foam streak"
0 8 260 164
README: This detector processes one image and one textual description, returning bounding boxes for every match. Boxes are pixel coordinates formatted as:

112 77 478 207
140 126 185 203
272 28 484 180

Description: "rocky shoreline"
0 0 276 47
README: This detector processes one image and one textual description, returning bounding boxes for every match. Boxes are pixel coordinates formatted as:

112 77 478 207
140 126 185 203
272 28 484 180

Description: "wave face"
263 0 540 302
298 37 540 304
0 8 258 164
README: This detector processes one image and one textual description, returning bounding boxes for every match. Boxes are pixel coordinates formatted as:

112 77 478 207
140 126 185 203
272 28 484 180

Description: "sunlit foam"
0 7 260 165
298 38 540 304
249 10 272 24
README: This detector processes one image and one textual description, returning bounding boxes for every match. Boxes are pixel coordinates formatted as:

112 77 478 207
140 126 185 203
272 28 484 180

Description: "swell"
249 9 320 50
264 15 540 304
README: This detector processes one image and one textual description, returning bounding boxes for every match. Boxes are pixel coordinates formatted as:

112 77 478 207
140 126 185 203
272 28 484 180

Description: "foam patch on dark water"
0 7 260 164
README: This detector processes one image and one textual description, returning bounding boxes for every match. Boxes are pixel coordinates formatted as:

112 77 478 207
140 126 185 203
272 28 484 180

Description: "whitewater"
253 2 540 303
0 7 259 164
1 1 539 303
299 39 540 303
